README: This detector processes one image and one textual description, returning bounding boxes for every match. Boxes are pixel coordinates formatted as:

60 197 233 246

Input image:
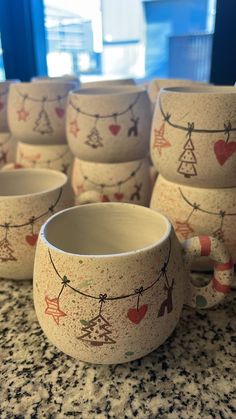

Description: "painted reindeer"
158 278 175 317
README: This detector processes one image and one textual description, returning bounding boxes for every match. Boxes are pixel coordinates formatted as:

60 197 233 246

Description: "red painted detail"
127 304 148 324
109 124 121 135
212 276 231 294
215 258 233 272
214 140 236 166
199 236 211 256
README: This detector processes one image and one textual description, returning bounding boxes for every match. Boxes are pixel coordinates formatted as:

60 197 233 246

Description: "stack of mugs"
5 78 79 175
150 85 236 272
67 85 153 206
0 77 80 280
0 80 20 169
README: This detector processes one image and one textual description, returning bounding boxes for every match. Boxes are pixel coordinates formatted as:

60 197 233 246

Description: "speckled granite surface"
0 278 235 419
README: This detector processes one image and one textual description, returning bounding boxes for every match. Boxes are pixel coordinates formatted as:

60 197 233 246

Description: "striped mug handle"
183 236 233 308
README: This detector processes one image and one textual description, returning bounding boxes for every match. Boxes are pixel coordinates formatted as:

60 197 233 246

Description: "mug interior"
44 203 170 256
0 169 67 197
161 85 236 94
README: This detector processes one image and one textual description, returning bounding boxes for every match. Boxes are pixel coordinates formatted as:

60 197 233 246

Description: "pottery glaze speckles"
15 142 74 176
33 203 232 364
66 86 152 163
150 86 236 188
72 157 152 206
0 169 74 280
8 82 78 144
150 175 236 270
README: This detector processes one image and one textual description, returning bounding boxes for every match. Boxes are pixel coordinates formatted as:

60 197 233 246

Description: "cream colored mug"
66 86 152 163
8 81 78 144
150 86 236 188
72 157 152 206
15 141 74 176
0 169 74 280
33 203 232 364
150 174 236 270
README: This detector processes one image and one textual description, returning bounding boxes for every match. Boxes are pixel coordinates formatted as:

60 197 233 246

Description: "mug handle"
182 235 233 308
77 190 101 205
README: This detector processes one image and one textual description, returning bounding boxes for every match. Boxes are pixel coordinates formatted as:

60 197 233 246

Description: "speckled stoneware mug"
0 80 20 131
81 78 135 88
147 78 204 111
33 203 232 364
8 81 78 144
72 157 152 206
0 169 74 280
150 174 236 271
0 132 16 169
150 86 236 188
66 86 152 162
14 141 74 176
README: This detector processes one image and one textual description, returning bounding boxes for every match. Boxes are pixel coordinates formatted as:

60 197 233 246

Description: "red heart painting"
55 107 65 118
101 195 110 202
0 101 4 111
25 234 38 246
127 305 148 324
214 140 236 166
109 124 121 136
114 192 124 201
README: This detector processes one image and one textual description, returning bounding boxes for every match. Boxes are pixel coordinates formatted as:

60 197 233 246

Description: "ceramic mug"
8 81 78 144
31 75 80 84
150 174 236 269
0 80 20 131
66 86 152 163
147 78 201 111
33 203 232 364
0 132 17 169
72 157 152 206
0 169 74 280
14 141 74 176
81 78 135 88
150 86 236 188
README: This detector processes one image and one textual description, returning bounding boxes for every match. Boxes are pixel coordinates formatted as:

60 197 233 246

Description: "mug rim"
69 85 146 97
160 85 236 94
9 81 78 90
0 168 67 199
73 156 147 167
17 141 69 150
40 202 172 258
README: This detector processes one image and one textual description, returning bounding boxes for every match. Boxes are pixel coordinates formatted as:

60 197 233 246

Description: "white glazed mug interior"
42 203 171 256
0 169 67 197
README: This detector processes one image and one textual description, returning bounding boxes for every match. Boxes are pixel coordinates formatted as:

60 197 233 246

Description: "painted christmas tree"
33 109 53 135
78 313 116 346
177 137 197 177
0 237 16 262
85 127 103 148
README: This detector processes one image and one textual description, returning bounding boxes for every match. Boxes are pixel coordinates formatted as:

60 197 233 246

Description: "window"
0 34 6 81
44 0 216 82
44 0 145 81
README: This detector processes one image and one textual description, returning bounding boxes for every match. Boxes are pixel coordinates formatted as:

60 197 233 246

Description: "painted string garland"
16 89 68 134
68 93 141 148
76 160 143 202
45 240 173 346
153 99 236 177
18 148 71 174
175 187 236 241
0 188 62 262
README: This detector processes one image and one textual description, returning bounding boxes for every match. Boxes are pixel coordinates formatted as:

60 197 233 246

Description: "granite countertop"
0 277 235 419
